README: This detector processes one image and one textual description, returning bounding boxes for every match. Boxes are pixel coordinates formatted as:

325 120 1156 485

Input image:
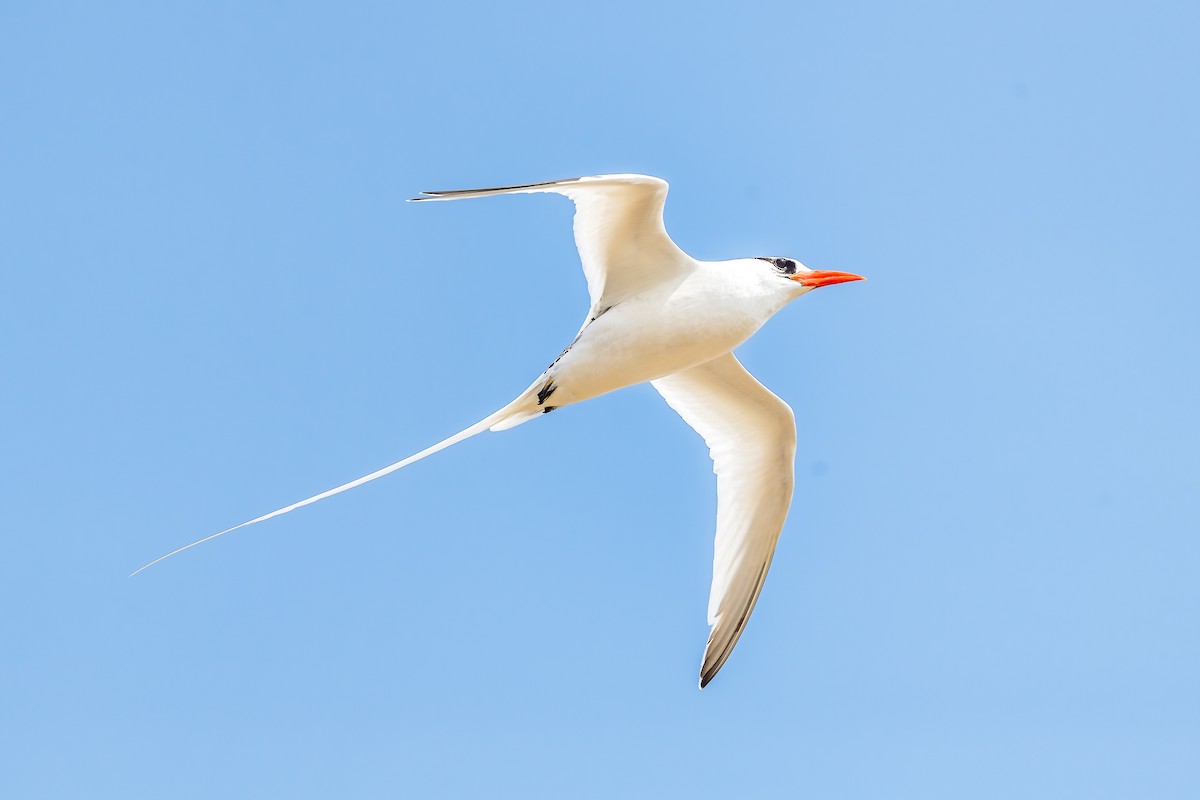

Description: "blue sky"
2 1 1198 797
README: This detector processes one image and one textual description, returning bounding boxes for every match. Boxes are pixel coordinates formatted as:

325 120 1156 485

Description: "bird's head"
756 257 865 295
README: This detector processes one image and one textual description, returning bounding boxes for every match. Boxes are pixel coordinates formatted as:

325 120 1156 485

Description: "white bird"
135 174 863 688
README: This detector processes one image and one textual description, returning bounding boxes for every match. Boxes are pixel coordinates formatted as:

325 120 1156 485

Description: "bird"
134 174 863 688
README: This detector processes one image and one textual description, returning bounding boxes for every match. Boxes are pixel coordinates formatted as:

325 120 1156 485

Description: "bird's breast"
545 281 775 406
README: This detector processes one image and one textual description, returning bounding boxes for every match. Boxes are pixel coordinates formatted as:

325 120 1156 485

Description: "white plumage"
135 174 863 688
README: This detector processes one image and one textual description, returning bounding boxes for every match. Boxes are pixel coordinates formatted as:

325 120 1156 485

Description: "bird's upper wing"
651 352 797 688
411 174 692 312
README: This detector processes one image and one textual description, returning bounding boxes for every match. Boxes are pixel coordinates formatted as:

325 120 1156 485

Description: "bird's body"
136 174 863 688
498 258 794 425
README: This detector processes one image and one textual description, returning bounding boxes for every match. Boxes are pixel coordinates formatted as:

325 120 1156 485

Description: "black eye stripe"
756 256 798 275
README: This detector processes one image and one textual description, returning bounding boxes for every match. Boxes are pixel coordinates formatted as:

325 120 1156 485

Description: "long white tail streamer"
131 410 507 576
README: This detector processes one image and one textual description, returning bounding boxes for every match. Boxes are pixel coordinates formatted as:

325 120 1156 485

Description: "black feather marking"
546 304 616 369
699 560 770 688
418 177 583 197
537 380 557 406
541 406 557 414
548 336 580 369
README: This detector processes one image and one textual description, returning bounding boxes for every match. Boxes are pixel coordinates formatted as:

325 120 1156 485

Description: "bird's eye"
773 258 796 275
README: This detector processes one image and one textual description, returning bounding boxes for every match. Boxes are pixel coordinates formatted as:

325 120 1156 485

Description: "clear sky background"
2 1 1198 798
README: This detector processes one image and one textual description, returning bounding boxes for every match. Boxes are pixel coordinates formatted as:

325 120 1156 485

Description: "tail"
131 394 542 576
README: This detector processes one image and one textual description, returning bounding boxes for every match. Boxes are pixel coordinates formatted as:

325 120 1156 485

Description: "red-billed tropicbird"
135 174 863 688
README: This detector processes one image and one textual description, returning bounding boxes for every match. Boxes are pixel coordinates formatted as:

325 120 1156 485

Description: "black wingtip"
699 662 723 688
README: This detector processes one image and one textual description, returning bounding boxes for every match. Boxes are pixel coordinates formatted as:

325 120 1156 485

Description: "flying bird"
135 174 863 688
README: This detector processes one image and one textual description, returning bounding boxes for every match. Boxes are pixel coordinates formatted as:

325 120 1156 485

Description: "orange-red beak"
792 270 865 288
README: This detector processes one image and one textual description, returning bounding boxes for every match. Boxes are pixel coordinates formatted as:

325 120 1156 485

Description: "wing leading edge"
411 174 692 313
652 353 797 687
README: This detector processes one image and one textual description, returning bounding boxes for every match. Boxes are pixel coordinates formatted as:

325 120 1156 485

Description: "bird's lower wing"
410 174 692 312
652 353 797 688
